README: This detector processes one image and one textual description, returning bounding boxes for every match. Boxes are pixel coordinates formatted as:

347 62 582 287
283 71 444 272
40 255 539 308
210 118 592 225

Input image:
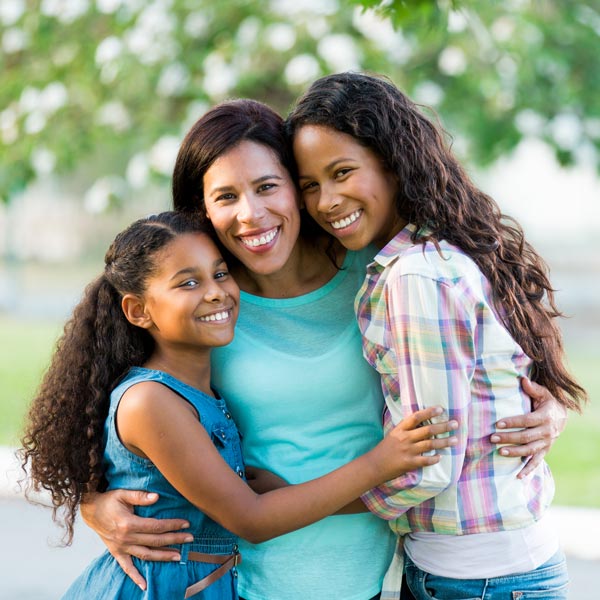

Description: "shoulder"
119 380 194 422
387 240 478 284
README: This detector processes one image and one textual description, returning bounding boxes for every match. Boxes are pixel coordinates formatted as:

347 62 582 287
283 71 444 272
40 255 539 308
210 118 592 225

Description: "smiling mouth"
330 210 362 230
239 227 279 248
197 309 233 323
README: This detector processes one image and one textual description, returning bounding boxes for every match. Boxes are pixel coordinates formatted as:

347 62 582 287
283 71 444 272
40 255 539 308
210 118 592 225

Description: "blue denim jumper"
62 367 244 600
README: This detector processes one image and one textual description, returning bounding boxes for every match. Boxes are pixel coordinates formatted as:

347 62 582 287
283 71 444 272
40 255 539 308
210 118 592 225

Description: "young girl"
20 210 457 600
286 72 586 600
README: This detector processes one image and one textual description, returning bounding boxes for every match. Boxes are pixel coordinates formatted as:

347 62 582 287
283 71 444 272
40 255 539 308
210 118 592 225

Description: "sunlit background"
1 1 599 596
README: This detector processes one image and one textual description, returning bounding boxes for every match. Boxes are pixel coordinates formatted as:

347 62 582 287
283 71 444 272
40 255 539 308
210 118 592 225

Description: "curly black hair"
286 72 585 411
20 211 211 543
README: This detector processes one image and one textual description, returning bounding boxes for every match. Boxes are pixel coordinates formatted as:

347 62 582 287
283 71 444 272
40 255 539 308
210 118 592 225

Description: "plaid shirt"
357 225 554 539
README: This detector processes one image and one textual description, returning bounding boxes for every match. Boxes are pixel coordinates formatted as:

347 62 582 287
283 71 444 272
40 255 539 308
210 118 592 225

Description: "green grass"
2 315 598 507
0 316 63 445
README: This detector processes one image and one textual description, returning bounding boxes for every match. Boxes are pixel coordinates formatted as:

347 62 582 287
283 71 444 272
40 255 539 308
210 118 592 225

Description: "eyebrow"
207 174 284 197
298 158 354 180
169 258 226 280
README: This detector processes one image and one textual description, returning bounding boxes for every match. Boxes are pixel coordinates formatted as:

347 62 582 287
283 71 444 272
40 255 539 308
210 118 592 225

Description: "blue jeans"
404 549 569 599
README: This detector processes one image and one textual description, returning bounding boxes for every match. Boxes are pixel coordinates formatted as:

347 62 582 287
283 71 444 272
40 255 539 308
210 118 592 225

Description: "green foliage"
1 0 599 203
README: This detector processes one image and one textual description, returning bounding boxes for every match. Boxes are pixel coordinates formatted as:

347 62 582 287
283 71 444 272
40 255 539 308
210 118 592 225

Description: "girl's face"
293 125 406 250
141 233 240 350
203 140 302 276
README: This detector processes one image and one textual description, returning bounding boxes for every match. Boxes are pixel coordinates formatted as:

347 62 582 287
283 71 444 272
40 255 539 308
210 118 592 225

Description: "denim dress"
62 367 245 600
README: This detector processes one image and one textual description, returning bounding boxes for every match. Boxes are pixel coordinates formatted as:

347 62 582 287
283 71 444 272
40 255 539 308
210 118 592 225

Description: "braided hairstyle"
20 211 210 543
286 72 585 411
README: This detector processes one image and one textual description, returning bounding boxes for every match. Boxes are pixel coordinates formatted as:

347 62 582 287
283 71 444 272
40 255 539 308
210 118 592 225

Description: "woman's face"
293 124 405 250
203 140 302 276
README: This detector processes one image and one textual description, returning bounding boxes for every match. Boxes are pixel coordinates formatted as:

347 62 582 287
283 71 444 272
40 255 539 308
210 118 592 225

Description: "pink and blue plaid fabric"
356 226 554 597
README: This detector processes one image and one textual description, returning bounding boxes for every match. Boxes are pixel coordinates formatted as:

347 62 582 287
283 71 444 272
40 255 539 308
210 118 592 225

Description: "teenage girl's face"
293 125 406 250
142 233 240 350
203 140 302 276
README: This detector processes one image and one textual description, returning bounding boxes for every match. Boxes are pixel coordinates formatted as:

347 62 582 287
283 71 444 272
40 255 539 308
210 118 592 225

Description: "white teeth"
331 210 361 230
241 228 278 248
199 310 230 322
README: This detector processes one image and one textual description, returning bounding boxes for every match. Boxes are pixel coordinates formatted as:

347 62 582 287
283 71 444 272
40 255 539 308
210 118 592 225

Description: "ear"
121 294 153 329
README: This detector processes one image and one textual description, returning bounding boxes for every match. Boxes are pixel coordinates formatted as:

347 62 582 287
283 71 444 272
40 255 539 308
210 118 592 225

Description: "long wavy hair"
20 211 211 543
286 72 585 411
172 98 339 266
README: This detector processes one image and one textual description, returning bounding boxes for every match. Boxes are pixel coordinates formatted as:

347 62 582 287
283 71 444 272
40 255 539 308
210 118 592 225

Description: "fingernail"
138 584 146 591
449 437 458 444
500 448 509 456
434 407 443 415
490 435 500 443
183 522 190 528
184 535 194 542
449 421 458 429
497 421 506 429
171 555 181 562
146 492 158 499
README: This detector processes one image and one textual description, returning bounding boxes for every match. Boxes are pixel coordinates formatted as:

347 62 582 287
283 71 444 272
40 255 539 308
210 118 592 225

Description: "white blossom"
149 135 180 176
126 153 150 188
95 36 123 65
266 23 296 52
550 113 583 151
284 54 320 87
31 148 56 176
0 0 25 25
203 53 236 98
157 62 189 97
40 0 89 23
438 46 467 76
2 27 27 53
96 101 131 132
317 34 360 72
413 81 444 107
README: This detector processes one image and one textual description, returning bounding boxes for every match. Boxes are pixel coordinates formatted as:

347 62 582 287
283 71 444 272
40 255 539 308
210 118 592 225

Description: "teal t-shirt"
211 247 395 600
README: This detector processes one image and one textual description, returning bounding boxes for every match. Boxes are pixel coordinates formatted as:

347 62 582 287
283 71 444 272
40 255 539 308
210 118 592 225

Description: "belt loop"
179 542 189 565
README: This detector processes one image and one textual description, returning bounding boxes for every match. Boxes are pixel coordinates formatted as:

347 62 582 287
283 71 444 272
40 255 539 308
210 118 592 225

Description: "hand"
490 377 568 478
80 490 192 590
374 406 458 481
245 467 289 494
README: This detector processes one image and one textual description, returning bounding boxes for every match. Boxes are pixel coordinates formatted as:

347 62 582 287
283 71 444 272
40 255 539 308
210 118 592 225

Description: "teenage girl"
20 211 457 599
287 72 586 600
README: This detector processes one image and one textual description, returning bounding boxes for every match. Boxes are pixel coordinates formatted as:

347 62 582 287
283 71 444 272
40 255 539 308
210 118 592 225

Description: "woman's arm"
80 490 192 590
118 381 458 544
490 377 568 478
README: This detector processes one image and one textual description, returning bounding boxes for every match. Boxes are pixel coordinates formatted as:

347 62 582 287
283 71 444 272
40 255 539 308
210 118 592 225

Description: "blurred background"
1 0 599 597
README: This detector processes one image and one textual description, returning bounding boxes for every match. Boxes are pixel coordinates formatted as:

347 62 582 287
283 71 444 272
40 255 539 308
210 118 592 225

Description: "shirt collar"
372 223 419 268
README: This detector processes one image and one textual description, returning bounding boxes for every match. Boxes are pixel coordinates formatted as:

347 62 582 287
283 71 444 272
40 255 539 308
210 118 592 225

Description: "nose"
237 192 266 223
317 183 340 214
204 280 227 304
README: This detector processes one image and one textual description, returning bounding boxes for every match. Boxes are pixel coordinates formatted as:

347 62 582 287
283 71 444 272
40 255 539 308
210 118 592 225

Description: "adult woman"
81 99 566 600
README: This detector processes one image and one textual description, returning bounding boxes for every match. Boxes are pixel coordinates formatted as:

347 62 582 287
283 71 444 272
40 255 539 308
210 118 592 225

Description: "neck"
233 236 345 299
144 347 213 396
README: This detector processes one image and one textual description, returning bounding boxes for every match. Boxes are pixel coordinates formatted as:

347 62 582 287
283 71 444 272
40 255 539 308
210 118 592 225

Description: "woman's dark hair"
172 99 334 261
20 211 212 543
286 71 585 411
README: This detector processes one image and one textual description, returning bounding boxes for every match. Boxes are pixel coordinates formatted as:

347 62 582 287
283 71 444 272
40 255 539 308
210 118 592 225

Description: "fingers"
126 543 184 561
495 411 542 430
417 420 459 439
415 436 458 455
120 515 192 536
115 489 160 507
520 376 548 401
401 406 444 429
114 553 147 591
495 439 547 458
490 426 542 447
518 454 544 479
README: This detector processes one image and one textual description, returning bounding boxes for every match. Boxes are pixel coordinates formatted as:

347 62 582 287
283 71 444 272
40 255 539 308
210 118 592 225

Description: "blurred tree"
1 0 598 205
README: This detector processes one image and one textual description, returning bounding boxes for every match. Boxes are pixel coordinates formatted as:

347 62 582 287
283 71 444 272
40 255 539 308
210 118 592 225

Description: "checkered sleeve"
362 272 477 522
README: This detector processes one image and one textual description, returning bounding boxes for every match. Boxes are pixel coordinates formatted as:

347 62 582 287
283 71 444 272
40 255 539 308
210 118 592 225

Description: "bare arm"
245 467 369 514
80 490 192 590
490 377 568 478
118 383 458 544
